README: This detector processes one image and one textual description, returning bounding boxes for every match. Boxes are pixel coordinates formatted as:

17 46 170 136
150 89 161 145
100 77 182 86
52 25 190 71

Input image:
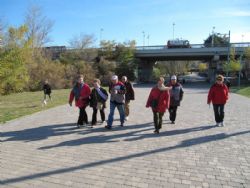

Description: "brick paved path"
1 84 250 188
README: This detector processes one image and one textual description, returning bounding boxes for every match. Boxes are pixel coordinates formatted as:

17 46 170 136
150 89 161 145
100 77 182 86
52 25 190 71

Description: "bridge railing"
135 42 250 51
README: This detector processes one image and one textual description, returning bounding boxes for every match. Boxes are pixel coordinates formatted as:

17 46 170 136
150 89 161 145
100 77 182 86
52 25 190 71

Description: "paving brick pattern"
1 84 250 188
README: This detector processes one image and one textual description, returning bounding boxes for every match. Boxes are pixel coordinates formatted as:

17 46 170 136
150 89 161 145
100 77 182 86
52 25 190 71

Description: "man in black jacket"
43 80 52 104
121 76 135 121
168 75 184 124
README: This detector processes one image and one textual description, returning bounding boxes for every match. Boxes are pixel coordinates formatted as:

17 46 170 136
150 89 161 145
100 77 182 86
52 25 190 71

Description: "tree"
25 5 54 48
155 61 190 76
244 47 250 78
198 63 208 72
99 40 116 60
68 34 97 62
223 48 241 73
69 34 95 49
204 33 229 47
0 18 6 48
0 25 30 94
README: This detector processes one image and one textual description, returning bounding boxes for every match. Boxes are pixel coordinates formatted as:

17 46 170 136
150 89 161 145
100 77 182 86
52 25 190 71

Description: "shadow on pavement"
38 124 216 150
1 123 80 142
2 129 250 185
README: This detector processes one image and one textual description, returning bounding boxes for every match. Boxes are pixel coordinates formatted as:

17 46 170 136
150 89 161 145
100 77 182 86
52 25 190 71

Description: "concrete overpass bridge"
135 42 250 82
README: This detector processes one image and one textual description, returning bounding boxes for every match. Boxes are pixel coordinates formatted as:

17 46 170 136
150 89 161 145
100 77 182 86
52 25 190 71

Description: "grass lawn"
0 89 71 123
231 85 250 98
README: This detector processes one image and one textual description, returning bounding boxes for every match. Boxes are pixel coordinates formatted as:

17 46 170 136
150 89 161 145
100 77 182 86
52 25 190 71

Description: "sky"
1 0 250 47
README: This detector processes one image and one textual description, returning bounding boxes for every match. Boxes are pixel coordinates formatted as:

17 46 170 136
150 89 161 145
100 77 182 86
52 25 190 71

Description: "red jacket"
146 86 170 113
69 83 91 108
207 83 229 105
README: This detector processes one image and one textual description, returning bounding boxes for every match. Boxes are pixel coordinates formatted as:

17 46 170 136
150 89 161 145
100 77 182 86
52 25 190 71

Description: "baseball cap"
171 75 177 80
111 75 118 80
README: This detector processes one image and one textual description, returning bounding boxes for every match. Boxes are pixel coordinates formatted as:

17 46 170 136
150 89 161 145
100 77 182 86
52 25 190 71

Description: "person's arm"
146 89 153 108
118 84 126 95
97 88 108 101
207 87 213 104
69 89 74 106
179 86 184 101
225 85 229 101
129 82 135 100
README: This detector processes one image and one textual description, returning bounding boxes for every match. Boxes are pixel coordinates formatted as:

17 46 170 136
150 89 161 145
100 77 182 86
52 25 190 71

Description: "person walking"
43 80 52 104
105 75 126 129
207 75 229 127
90 79 108 127
146 77 171 134
121 76 135 121
168 75 184 124
69 74 91 128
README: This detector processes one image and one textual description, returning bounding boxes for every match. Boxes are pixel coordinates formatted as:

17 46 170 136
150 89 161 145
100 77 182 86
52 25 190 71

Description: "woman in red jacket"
207 75 229 127
69 74 91 128
146 77 171 134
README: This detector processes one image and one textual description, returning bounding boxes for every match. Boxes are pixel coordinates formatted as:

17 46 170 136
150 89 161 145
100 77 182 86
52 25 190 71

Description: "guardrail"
135 42 250 50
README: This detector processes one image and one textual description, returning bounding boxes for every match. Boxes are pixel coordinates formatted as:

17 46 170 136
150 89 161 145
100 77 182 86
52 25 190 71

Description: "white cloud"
231 32 250 42
223 10 250 17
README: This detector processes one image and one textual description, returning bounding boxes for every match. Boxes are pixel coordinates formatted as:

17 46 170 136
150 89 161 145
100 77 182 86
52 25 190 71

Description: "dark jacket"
43 83 51 94
124 81 135 101
90 87 108 108
168 82 184 106
207 83 228 104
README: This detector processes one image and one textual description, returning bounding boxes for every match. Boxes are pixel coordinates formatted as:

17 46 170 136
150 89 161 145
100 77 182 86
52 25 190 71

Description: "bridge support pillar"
208 55 220 83
138 60 154 82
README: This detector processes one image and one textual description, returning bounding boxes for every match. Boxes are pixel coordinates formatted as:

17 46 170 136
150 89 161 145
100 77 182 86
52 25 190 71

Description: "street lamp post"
226 30 231 77
142 31 145 48
238 52 243 88
100 28 103 45
212 26 215 47
173 22 175 40
147 35 150 46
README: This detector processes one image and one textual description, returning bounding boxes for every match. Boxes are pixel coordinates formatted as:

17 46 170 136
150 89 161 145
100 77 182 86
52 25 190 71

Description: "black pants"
169 106 178 122
213 104 225 123
44 93 51 100
153 111 164 131
91 107 105 125
78 107 88 125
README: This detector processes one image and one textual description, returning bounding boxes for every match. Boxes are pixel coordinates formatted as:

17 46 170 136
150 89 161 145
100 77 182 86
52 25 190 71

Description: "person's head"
77 74 84 84
121 76 127 83
93 78 101 88
111 75 118 84
157 76 165 86
171 75 177 84
44 80 48 84
216 74 224 84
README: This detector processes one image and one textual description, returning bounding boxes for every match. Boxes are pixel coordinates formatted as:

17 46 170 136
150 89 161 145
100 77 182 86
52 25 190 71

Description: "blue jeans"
107 101 125 127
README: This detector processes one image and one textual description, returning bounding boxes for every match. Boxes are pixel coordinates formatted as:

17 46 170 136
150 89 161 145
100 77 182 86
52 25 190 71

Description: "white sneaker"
125 116 129 121
216 122 220 127
221 122 224 127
